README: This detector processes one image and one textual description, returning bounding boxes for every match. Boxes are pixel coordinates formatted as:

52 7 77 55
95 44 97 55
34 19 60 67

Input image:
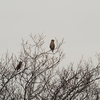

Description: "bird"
50 86 53 89
16 61 22 70
50 39 55 52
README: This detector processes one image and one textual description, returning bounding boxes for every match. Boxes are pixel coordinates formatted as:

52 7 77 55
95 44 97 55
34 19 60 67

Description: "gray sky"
0 0 100 67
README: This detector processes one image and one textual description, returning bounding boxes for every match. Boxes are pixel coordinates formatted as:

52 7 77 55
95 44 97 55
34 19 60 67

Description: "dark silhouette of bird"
50 39 55 52
16 61 22 70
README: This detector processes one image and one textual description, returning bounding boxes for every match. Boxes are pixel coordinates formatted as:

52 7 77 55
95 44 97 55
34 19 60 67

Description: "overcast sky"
0 0 100 67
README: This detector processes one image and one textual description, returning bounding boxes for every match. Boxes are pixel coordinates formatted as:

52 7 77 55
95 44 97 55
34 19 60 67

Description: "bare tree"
0 34 100 100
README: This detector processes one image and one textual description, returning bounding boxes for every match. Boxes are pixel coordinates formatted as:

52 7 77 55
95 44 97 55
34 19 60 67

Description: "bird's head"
19 61 23 64
51 39 55 42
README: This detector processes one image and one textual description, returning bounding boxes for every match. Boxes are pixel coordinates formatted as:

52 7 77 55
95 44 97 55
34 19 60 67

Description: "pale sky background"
0 0 100 67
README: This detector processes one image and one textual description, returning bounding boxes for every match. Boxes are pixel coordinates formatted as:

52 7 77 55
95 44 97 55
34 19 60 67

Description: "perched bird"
16 61 22 70
50 86 53 89
50 39 55 52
